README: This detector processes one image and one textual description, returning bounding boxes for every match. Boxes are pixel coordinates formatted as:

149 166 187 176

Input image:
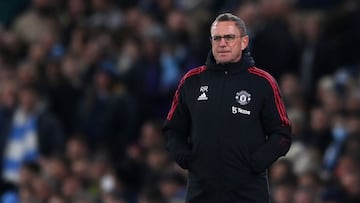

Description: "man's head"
210 13 249 64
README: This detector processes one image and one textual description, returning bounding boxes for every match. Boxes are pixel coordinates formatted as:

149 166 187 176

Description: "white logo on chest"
235 90 251 105
232 106 251 115
197 86 208 101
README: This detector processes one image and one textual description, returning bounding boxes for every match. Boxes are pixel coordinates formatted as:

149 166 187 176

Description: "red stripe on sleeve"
248 67 290 126
167 66 207 120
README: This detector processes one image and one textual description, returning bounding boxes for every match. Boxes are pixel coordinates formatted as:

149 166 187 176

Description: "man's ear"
241 35 249 50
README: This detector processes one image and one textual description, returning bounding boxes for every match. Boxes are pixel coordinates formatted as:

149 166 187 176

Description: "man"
163 13 292 203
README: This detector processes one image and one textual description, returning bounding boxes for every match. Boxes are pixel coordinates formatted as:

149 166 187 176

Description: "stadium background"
0 0 359 202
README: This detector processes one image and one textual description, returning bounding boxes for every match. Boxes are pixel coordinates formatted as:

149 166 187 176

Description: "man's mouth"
218 50 230 53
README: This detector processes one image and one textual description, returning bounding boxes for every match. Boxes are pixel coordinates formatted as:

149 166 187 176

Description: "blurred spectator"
66 26 89 57
293 187 317 203
88 152 128 201
315 76 343 115
338 171 360 203
279 73 305 109
158 172 186 203
116 37 141 76
323 113 348 172
297 170 322 193
65 136 89 163
287 107 306 137
285 107 315 175
18 161 41 186
138 187 166 203
30 174 54 202
235 1 260 50
298 11 340 101
42 155 69 189
117 143 147 200
143 146 171 188
124 33 179 120
334 155 359 181
75 64 138 161
0 30 24 66
87 0 123 31
45 55 83 134
62 175 86 201
102 191 129 203
286 142 322 175
342 135 360 161
0 80 17 131
251 0 300 79
345 89 360 114
269 158 296 185
302 106 332 155
0 85 65 184
16 61 38 88
12 0 60 44
60 0 89 42
141 0 175 23
48 194 67 203
139 119 165 150
271 180 296 203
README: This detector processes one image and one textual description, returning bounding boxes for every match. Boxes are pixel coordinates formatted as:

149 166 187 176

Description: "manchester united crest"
235 90 251 105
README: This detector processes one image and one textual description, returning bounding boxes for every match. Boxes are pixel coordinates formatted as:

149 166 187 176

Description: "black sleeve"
250 79 292 173
163 82 192 169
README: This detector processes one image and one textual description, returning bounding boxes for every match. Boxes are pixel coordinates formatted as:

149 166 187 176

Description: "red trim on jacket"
248 67 290 126
167 66 207 120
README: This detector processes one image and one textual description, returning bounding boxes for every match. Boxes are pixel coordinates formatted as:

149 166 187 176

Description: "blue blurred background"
0 0 359 202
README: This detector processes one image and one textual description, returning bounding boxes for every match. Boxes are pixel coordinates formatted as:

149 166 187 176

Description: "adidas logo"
197 93 208 101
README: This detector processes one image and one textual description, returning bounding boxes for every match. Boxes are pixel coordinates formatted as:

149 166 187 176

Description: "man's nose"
218 38 227 46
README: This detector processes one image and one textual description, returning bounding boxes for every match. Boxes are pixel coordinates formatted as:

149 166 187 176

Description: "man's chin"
216 59 232 64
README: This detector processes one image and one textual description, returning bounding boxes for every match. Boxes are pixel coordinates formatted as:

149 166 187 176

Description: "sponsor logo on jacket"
232 106 251 115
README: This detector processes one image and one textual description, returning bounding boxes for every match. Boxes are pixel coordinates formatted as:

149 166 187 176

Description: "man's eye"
224 35 235 40
213 36 222 41
211 35 237 43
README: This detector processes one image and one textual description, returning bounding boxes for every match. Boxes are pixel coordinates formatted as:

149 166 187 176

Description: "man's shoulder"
180 65 207 82
247 67 278 84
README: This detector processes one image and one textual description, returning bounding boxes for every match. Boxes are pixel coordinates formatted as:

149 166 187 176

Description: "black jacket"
163 52 292 203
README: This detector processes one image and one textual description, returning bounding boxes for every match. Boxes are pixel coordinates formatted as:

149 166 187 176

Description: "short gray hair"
211 13 247 36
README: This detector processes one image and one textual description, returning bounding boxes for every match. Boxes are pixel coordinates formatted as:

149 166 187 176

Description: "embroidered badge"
235 90 251 105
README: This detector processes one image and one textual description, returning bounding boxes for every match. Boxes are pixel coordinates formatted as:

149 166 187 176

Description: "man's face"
210 21 249 64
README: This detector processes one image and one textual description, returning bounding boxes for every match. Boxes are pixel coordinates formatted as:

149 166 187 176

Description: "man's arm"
163 81 192 169
250 73 292 173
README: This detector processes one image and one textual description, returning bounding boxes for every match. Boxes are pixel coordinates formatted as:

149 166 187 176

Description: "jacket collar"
205 50 255 74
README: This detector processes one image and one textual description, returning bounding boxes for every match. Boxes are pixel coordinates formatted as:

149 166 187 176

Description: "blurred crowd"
0 0 359 202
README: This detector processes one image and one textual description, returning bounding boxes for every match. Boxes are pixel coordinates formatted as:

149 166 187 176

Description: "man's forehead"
211 21 240 34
